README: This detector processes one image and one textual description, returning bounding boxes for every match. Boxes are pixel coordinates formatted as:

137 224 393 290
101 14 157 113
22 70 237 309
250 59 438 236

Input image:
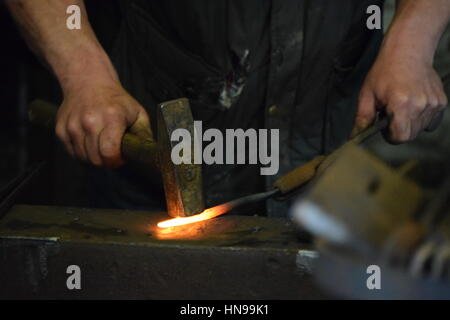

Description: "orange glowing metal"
157 203 231 228
157 189 279 229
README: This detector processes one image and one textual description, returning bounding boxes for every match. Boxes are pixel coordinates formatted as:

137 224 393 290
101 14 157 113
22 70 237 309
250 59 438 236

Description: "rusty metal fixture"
291 144 424 255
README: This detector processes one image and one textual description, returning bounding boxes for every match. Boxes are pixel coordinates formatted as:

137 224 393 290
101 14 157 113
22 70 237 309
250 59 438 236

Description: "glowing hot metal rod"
157 189 279 228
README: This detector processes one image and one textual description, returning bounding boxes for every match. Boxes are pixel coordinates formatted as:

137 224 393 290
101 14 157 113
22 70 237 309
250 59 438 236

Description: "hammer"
29 98 204 218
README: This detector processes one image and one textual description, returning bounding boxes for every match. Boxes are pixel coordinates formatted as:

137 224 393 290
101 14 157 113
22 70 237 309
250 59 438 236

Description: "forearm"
5 0 118 93
383 0 450 65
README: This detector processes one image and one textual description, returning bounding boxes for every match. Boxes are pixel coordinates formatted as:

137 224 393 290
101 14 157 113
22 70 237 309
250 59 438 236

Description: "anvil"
0 205 324 299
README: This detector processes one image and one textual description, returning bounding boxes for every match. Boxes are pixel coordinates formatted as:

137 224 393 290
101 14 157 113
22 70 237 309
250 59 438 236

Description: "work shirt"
88 0 384 216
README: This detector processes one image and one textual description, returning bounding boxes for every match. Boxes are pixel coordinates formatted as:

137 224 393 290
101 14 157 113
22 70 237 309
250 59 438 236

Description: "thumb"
351 88 377 138
130 108 154 141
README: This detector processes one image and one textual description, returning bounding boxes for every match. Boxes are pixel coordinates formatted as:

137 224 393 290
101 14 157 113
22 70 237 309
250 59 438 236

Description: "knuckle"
428 96 440 109
104 106 121 119
391 93 410 107
411 96 427 110
81 113 100 131
430 101 439 109
66 122 80 137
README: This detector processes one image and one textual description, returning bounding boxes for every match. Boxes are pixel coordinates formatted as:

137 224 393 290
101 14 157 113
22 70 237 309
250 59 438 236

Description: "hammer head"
157 98 204 217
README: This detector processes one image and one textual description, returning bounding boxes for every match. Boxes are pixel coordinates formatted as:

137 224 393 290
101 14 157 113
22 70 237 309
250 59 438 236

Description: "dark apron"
88 0 384 216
